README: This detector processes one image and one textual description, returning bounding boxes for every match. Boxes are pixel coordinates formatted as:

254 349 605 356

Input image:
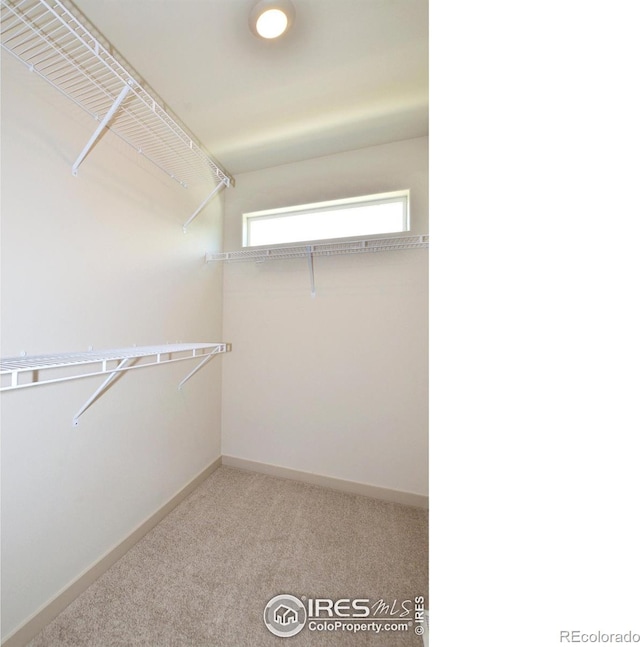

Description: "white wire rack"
206 234 429 263
0 342 231 425
205 234 428 297
0 0 233 228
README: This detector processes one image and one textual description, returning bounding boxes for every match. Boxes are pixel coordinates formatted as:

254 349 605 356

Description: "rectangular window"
243 190 409 247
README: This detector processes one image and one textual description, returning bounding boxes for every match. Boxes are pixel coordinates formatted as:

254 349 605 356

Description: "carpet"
27 466 428 646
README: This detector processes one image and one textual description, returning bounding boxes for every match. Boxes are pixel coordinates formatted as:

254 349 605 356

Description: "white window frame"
242 190 410 248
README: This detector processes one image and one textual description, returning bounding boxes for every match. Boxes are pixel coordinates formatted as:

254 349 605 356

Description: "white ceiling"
72 0 428 176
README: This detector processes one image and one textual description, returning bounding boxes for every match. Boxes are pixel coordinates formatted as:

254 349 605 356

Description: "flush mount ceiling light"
249 0 296 39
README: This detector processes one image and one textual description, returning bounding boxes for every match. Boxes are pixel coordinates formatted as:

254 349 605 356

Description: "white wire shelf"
205 234 429 263
206 234 428 297
0 0 233 228
0 342 231 425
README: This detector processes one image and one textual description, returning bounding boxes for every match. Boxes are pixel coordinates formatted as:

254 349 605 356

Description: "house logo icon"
274 604 298 626
264 594 307 637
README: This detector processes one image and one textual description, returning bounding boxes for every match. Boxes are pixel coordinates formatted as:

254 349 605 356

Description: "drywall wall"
0 55 225 639
221 137 428 498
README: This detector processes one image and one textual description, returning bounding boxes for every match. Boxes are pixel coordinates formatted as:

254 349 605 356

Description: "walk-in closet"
0 1 428 644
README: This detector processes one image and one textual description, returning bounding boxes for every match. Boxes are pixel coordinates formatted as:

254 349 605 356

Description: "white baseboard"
1 457 222 647
222 455 429 509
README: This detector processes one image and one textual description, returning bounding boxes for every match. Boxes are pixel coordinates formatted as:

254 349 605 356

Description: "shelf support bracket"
306 245 316 298
182 180 226 232
72 82 132 177
177 350 217 390
72 357 134 426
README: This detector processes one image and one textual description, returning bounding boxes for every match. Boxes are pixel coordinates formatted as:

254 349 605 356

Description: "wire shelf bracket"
182 179 226 233
206 234 429 296
71 81 132 177
0 0 234 226
72 355 133 426
306 245 317 298
0 342 232 426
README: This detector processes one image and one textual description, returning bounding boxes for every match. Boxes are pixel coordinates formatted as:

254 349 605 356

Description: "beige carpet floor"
27 466 428 646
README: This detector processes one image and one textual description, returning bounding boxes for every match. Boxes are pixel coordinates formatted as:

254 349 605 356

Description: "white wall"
221 137 428 497
1 55 225 639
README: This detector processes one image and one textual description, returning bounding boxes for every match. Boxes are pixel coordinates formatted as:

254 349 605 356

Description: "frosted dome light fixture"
250 0 295 39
